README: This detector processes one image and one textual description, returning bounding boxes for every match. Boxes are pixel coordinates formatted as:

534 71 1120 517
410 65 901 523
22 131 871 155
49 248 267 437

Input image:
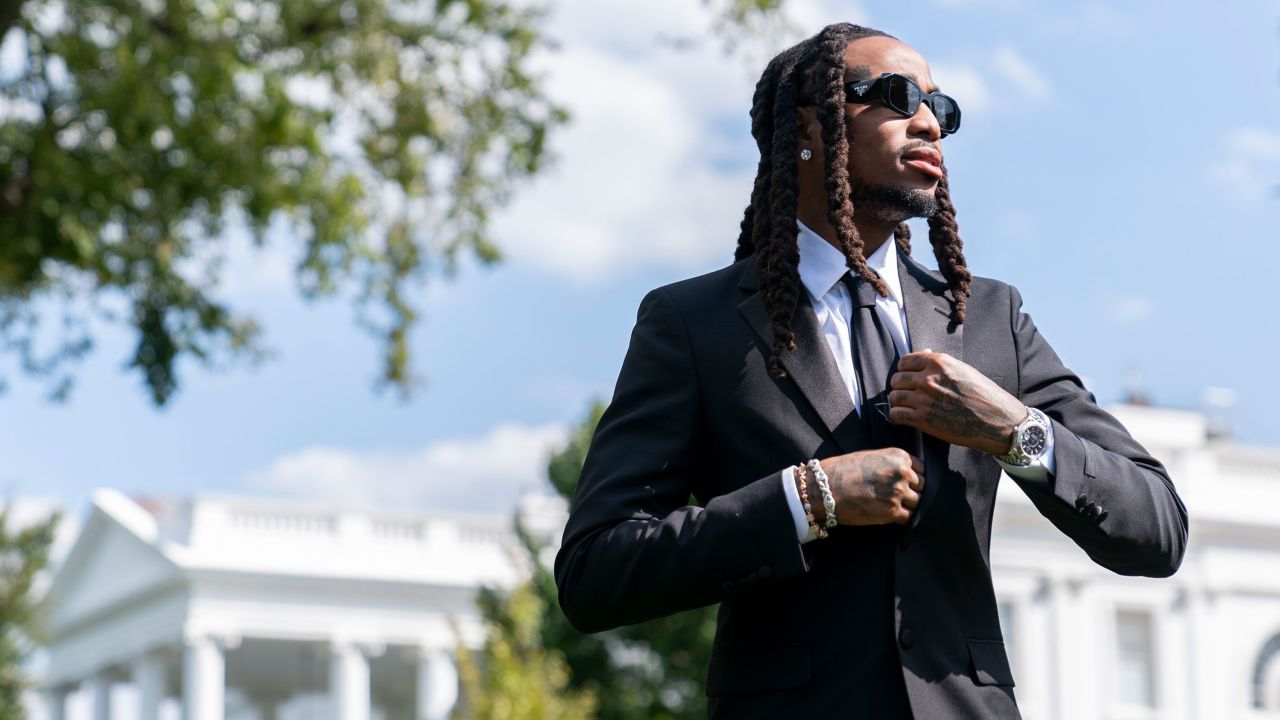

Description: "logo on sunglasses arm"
854 86 869 95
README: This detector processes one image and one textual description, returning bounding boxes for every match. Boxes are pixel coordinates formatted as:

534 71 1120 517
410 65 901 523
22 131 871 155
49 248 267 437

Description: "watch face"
1020 425 1048 456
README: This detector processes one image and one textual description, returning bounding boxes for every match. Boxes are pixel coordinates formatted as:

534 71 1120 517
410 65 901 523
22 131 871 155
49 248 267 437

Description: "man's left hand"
887 350 1025 455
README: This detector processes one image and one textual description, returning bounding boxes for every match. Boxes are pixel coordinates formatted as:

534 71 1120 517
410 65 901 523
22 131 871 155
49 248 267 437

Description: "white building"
32 403 1280 719
990 403 1280 720
34 492 564 720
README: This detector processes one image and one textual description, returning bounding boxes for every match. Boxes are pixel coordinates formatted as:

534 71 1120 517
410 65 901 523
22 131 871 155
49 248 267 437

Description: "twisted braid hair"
734 23 973 379
925 170 970 322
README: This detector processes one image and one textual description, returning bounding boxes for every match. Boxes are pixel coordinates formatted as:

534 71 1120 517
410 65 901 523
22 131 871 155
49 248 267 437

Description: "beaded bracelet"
795 464 827 540
807 459 838 530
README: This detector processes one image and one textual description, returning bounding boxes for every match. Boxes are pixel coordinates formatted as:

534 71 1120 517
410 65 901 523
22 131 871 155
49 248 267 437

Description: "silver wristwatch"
995 407 1050 467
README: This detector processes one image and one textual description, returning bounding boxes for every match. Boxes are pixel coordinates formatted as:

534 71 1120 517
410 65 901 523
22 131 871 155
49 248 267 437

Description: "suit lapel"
737 259 867 454
733 247 966 499
897 251 963 544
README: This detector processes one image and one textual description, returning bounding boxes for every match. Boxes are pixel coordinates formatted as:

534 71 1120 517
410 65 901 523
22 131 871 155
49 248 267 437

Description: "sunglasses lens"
885 75 917 115
933 96 960 133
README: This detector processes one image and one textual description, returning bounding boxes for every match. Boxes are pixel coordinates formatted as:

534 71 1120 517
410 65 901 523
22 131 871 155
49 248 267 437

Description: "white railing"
1218 448 1280 480
187 498 515 552
370 518 427 542
227 509 339 536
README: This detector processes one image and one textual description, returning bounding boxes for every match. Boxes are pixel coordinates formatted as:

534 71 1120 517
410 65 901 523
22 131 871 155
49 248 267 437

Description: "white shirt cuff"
781 466 819 544
995 420 1057 480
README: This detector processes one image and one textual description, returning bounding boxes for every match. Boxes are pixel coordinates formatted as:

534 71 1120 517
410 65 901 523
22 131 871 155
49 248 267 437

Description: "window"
1116 610 1156 708
1251 632 1280 709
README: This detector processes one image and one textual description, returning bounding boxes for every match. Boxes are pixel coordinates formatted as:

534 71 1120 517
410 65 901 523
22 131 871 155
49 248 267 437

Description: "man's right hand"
817 449 924 526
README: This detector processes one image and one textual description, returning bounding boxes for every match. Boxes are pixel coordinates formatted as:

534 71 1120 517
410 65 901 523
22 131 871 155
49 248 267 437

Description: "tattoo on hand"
925 377 1008 444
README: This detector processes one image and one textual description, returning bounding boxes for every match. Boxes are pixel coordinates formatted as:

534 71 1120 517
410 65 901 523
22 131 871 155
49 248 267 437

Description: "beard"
849 182 938 224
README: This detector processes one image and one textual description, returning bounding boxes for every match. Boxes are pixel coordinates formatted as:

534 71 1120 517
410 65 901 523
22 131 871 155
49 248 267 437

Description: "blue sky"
2 0 1278 536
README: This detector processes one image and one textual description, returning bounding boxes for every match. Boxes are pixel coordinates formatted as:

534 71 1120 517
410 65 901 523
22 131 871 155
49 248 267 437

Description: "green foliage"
465 401 718 718
0 506 58 719
538 400 718 720
0 0 566 404
454 581 597 720
710 0 784 26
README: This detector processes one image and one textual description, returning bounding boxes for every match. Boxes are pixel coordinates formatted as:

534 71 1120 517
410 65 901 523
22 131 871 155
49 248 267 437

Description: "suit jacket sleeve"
554 287 810 634
1005 284 1189 577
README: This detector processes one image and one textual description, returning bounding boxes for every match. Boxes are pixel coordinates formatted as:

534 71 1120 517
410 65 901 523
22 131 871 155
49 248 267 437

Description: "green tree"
0 0 566 404
536 401 718 720
0 507 58 719
0 0 787 405
454 581 597 720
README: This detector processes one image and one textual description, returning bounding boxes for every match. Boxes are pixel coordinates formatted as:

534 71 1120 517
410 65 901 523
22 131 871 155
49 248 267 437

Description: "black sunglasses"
836 72 962 137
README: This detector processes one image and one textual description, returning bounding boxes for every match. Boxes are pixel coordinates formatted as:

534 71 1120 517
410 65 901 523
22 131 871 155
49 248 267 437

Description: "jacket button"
1075 494 1089 509
899 627 916 649
758 566 773 580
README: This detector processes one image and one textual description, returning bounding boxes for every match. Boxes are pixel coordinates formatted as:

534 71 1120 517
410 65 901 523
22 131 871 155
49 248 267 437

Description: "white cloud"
493 0 879 283
494 44 752 282
932 62 992 114
784 0 872 33
932 45 1051 120
1210 127 1280 204
990 46 1051 101
244 423 571 513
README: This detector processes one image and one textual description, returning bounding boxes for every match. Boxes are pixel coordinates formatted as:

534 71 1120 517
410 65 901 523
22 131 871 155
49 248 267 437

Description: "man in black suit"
554 22 1188 719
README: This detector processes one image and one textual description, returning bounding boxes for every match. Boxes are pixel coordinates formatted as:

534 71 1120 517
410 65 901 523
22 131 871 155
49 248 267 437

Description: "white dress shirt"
779 220 1055 543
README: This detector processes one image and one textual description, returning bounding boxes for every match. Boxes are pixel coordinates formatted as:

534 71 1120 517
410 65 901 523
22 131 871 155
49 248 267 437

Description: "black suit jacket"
554 251 1188 718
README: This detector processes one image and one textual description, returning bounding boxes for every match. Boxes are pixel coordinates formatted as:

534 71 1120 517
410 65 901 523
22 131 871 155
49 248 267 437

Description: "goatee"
849 183 938 223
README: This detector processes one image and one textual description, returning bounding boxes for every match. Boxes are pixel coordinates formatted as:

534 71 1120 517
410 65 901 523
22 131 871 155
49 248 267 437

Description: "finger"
897 353 929 371
888 389 917 408
904 469 924 494
890 371 920 390
908 454 925 477
900 487 920 510
887 406 919 426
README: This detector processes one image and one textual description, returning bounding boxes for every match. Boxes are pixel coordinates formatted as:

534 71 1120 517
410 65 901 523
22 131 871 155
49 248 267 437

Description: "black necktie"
842 271 921 455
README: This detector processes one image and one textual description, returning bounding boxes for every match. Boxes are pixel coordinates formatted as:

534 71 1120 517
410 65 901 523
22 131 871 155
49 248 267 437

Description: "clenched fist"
810 448 925 526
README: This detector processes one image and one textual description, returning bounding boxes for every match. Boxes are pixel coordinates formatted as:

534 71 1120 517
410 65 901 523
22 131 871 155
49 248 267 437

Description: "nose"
908 101 942 143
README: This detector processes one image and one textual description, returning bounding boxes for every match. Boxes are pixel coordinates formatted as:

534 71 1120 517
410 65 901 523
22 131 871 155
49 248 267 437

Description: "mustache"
899 141 942 160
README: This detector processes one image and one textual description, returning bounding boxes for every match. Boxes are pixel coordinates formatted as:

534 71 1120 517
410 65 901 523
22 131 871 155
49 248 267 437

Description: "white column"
416 647 458 720
85 674 111 720
1190 589 1225 718
1021 582 1054 720
44 686 70 720
134 650 167 720
1047 577 1082 720
1159 592 1189 720
329 642 372 720
183 636 225 720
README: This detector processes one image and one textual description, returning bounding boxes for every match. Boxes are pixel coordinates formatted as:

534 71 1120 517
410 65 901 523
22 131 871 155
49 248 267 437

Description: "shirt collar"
795 219 903 306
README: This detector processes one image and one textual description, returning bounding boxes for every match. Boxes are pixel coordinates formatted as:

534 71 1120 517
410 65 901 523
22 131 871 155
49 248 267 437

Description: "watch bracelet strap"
996 407 1047 466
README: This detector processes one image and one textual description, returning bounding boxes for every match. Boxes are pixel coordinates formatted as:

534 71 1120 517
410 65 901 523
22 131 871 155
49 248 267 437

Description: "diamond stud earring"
800 149 813 161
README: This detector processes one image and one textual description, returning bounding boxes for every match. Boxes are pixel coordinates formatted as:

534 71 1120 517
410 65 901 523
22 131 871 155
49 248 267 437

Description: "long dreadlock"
735 23 972 380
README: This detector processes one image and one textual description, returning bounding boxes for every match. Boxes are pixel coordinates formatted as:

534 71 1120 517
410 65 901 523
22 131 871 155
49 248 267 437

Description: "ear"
794 107 821 154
